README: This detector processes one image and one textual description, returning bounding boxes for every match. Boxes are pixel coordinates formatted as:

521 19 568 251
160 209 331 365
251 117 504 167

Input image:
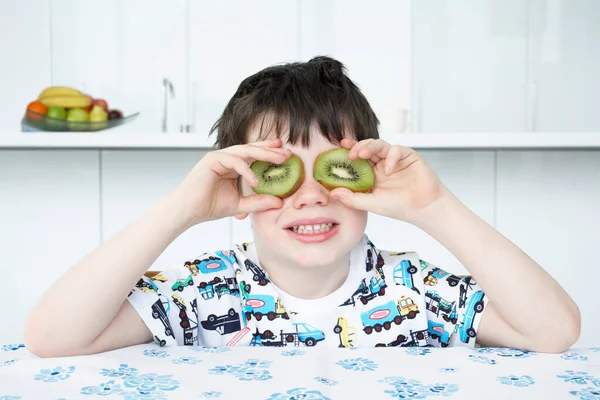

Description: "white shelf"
1 132 600 150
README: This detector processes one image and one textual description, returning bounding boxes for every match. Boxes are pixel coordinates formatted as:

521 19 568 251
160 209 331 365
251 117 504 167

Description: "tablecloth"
1 343 600 399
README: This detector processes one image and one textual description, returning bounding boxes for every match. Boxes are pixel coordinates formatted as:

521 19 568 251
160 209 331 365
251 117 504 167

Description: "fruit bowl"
22 109 140 132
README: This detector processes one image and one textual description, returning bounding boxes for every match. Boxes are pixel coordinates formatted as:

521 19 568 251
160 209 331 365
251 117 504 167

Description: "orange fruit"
26 101 47 121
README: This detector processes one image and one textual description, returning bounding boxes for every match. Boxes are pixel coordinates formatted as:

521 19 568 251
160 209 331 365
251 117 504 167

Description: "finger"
224 144 292 165
237 194 283 214
384 146 403 175
357 139 390 160
340 137 358 149
347 139 375 159
384 146 415 174
212 154 259 187
247 137 283 148
329 188 373 211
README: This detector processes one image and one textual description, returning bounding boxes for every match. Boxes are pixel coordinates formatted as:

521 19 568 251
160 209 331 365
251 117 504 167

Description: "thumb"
329 188 372 211
237 194 283 214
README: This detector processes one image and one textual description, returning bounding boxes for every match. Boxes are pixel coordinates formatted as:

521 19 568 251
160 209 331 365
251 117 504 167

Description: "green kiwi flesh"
313 148 375 192
250 154 304 198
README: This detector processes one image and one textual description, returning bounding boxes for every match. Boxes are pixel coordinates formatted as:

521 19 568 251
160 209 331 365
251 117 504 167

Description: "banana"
38 86 84 100
40 95 92 109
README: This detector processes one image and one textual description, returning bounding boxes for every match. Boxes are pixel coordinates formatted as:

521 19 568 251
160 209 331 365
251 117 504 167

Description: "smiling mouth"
286 223 339 235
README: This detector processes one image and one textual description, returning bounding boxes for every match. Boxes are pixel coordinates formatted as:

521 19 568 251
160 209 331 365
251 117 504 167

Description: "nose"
291 175 330 209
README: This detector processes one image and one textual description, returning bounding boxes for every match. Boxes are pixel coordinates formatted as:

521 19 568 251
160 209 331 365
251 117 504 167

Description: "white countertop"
1 132 600 150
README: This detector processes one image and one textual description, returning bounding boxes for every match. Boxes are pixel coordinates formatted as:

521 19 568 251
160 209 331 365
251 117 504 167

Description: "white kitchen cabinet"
50 0 188 133
528 0 600 132
101 150 232 272
299 0 412 134
495 150 600 347
0 150 101 345
0 1 51 132
187 0 301 140
413 0 529 133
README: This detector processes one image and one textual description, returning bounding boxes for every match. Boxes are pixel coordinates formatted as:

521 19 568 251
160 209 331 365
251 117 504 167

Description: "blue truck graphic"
428 320 451 347
393 260 420 294
459 290 485 343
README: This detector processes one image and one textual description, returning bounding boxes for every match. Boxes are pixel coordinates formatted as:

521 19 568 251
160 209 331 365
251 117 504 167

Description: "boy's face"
239 124 368 270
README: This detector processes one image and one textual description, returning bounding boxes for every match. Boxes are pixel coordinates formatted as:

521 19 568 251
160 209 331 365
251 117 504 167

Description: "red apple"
92 99 109 112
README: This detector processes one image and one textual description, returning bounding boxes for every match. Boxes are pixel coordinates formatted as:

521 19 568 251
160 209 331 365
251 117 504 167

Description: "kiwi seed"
313 148 374 193
249 154 305 198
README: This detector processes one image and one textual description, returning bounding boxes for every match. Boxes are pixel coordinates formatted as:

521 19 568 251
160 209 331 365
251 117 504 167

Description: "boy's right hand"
174 138 291 226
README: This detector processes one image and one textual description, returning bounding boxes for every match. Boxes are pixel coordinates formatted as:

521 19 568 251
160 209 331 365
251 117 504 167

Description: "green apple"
67 108 89 122
45 106 67 131
46 106 67 120
66 108 90 131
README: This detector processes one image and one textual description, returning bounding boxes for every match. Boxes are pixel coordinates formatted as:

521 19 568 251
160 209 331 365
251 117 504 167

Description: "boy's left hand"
329 138 447 224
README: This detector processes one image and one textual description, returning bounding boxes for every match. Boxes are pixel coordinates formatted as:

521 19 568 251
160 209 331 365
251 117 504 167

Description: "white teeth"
290 223 334 235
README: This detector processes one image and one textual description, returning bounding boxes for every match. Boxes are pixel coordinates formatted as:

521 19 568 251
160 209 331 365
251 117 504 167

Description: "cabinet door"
188 0 301 140
413 0 528 132
0 0 51 132
299 0 412 134
528 0 600 132
50 0 187 132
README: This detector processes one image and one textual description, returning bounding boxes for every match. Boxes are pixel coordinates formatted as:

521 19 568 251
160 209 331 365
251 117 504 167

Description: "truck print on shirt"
126 234 489 349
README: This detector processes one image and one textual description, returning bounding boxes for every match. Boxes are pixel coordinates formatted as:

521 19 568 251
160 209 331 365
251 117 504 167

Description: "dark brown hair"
209 56 380 149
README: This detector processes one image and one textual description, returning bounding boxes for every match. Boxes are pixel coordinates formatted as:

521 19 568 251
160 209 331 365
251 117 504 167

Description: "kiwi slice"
313 148 375 192
249 154 304 198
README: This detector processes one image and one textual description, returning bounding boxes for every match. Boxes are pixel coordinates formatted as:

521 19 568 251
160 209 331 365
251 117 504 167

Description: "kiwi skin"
249 154 305 198
313 148 375 193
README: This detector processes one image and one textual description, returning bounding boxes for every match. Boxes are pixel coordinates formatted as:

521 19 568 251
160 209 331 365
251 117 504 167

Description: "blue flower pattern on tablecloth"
80 380 124 396
468 355 497 365
199 392 222 398
406 348 432 356
281 349 305 357
81 362 179 398
100 364 140 379
172 356 202 365
497 375 535 387
190 346 232 354
314 376 338 386
1 360 16 367
336 357 378 371
143 349 170 358
439 367 459 373
473 347 534 359
266 388 331 400
569 386 600 399
562 352 589 361
556 370 600 386
2 344 600 398
1 344 25 352
379 376 459 398
208 359 273 381
34 366 76 382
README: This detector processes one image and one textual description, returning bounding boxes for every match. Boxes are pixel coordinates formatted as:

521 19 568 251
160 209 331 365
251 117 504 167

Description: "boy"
24 56 580 357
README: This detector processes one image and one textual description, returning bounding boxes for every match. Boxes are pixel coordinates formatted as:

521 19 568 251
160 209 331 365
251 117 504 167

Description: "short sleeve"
126 251 237 347
420 260 489 348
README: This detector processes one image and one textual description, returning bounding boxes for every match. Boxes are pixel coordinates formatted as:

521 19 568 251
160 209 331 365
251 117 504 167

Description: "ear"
234 213 249 220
